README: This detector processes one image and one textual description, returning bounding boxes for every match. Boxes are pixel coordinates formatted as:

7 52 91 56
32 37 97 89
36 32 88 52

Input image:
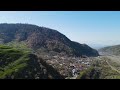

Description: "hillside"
0 23 99 57
77 56 120 79
0 45 64 79
99 45 120 56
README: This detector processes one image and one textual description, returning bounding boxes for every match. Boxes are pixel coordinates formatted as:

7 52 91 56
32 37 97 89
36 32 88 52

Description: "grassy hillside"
77 56 120 79
0 45 64 79
0 45 30 79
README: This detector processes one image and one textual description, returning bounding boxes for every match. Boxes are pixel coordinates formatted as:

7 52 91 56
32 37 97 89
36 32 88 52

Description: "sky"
0 11 120 48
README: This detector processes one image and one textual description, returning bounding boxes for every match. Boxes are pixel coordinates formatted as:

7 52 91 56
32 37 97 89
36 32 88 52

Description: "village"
39 54 94 78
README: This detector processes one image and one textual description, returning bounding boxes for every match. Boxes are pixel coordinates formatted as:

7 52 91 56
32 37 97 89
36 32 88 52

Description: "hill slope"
0 23 99 57
99 45 120 56
77 56 120 79
0 45 64 79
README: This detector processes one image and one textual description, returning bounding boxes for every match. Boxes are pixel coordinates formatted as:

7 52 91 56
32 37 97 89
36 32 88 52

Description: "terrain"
0 45 64 79
0 23 99 57
76 56 118 79
1 23 120 79
76 45 120 79
0 23 99 79
99 45 120 56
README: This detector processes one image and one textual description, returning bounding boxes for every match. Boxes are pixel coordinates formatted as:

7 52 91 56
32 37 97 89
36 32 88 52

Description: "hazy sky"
0 11 120 46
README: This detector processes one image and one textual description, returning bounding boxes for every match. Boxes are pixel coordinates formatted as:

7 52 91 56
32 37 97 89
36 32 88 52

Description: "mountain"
99 45 120 56
88 44 107 50
0 23 99 57
0 45 64 79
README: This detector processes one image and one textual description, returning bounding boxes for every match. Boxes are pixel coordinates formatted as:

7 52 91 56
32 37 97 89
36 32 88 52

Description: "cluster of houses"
40 54 94 78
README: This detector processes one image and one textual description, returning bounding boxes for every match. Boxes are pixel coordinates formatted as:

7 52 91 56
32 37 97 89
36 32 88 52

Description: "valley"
1 10 120 80
0 23 99 79
0 23 120 79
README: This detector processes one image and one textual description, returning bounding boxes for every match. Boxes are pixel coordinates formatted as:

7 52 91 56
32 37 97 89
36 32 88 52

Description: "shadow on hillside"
38 57 65 79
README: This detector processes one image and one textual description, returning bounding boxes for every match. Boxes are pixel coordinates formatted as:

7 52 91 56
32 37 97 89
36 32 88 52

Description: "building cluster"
41 54 94 78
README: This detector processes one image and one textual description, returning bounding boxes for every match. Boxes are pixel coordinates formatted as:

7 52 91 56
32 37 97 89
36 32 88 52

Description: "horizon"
0 11 120 48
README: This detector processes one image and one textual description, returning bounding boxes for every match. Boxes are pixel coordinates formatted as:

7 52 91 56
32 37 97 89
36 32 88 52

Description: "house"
72 69 77 76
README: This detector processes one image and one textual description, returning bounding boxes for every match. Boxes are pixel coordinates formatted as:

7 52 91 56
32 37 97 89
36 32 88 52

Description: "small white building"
72 69 77 76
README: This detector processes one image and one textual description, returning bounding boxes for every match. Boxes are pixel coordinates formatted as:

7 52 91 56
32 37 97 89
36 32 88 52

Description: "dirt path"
105 60 120 74
95 56 120 74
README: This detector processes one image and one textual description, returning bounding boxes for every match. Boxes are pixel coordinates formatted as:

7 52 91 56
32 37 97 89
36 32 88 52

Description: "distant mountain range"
87 44 107 50
99 45 120 56
0 23 99 57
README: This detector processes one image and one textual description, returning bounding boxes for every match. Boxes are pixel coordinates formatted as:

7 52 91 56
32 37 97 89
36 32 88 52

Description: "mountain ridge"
0 23 99 57
99 45 120 56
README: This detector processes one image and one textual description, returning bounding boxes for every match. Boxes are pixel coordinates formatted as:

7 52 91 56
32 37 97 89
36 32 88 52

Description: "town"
38 53 94 78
